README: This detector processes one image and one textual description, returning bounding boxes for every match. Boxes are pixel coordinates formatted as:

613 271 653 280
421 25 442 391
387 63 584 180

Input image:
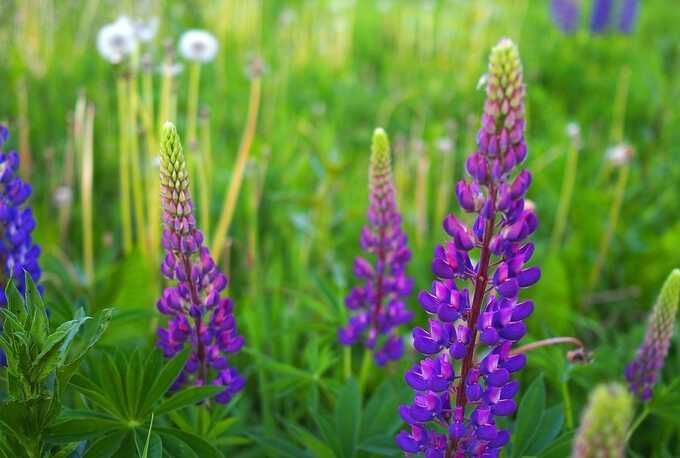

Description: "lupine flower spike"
625 269 680 401
397 38 540 457
0 124 42 366
338 128 414 366
571 383 633 458
156 122 244 403
550 0 581 34
590 0 613 33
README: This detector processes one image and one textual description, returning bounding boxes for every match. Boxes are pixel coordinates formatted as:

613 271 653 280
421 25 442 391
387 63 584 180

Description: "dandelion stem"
117 77 133 254
588 163 629 292
549 139 579 253
186 62 201 148
128 73 148 256
82 103 95 285
211 76 262 261
625 405 649 443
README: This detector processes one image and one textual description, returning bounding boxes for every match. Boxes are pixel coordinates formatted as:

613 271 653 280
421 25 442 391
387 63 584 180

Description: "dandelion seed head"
179 29 219 63
97 16 138 64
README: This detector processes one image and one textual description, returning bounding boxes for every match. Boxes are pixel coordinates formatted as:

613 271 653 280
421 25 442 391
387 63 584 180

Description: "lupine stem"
211 76 262 261
117 76 133 254
456 189 496 410
562 380 574 429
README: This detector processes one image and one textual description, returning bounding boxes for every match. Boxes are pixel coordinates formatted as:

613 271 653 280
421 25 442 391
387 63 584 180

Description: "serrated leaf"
512 375 546 458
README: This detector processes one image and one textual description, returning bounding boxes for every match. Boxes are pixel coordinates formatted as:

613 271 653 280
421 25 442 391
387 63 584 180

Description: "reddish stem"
182 253 208 384
448 187 497 456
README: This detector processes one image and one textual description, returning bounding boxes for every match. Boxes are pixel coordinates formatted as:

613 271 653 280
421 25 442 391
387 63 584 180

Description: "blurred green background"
0 0 679 456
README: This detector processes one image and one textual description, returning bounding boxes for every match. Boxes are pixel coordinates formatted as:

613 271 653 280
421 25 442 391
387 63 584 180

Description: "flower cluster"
550 0 639 34
0 125 42 366
625 269 680 401
156 122 244 403
572 383 633 458
551 0 580 33
397 38 540 457
338 128 414 366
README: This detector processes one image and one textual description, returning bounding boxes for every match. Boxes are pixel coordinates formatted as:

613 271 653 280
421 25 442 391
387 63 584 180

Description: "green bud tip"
371 127 390 166
489 37 521 80
159 121 189 193
659 269 680 313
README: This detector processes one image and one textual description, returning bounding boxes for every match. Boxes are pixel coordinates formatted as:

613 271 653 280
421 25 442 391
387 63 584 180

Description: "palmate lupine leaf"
51 347 223 457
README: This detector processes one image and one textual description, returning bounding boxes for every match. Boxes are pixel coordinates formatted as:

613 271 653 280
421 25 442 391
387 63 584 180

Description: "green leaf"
4 279 26 324
25 273 47 346
512 375 546 458
357 435 401 455
69 373 124 418
158 432 199 458
139 348 190 416
526 404 564 455
144 433 163 458
0 308 23 335
47 410 121 443
538 431 575 458
126 348 145 417
155 386 223 416
283 419 336 458
155 428 223 458
335 378 361 458
31 316 90 381
82 430 127 458
51 442 80 458
58 308 112 390
248 433 307 458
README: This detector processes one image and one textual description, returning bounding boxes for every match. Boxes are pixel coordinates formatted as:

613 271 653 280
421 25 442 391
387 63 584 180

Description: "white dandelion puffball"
134 17 159 42
179 29 219 63
606 144 633 167
97 16 138 64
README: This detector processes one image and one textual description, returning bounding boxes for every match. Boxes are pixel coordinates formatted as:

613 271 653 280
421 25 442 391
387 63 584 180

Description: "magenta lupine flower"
625 269 680 401
338 128 414 366
156 122 244 403
397 38 540 457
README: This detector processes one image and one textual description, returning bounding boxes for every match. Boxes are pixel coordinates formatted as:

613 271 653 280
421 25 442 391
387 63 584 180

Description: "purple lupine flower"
625 269 680 401
338 128 414 366
617 0 639 34
0 125 42 367
156 122 244 403
589 0 613 33
551 0 581 33
397 38 539 457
